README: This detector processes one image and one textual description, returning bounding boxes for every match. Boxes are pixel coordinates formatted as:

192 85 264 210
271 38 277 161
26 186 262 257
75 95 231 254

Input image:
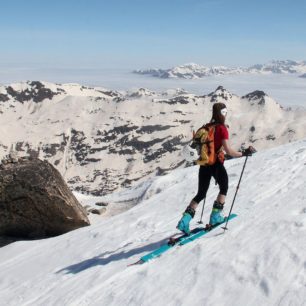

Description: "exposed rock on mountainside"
242 91 268 105
0 156 90 239
2 81 65 103
1 81 306 197
208 86 235 102
128 88 155 98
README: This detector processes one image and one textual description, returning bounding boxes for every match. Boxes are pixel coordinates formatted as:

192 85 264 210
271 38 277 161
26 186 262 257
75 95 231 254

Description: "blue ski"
131 214 237 265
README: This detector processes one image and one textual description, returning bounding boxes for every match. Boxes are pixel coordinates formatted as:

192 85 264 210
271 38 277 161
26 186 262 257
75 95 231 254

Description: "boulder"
0 157 90 238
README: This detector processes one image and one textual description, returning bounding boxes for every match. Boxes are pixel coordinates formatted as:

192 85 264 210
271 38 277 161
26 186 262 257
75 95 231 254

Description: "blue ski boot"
177 206 195 235
209 201 225 226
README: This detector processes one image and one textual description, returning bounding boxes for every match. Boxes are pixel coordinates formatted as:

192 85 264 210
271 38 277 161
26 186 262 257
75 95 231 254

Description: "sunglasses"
221 108 228 116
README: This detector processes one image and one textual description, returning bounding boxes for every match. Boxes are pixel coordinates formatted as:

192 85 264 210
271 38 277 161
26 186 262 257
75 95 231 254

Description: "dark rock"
117 148 136 155
5 81 64 103
0 93 9 102
121 176 144 186
109 136 169 155
15 142 40 159
282 128 296 136
97 125 139 144
266 134 276 141
105 125 139 135
157 95 192 105
136 125 175 134
70 129 91 164
242 91 267 105
208 86 232 102
113 97 125 103
126 137 168 151
97 90 120 97
42 143 61 158
156 160 185 175
129 88 155 98
175 120 191 124
0 235 20 247
162 135 185 152
0 158 90 239
95 202 109 207
89 208 106 215
90 147 107 153
142 136 184 163
71 168 121 196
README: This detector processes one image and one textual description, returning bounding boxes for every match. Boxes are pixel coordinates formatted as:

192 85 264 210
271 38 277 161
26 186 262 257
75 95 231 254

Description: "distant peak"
215 86 226 91
242 90 268 105
134 59 306 79
208 86 234 102
243 90 267 99
2 81 65 103
128 88 155 98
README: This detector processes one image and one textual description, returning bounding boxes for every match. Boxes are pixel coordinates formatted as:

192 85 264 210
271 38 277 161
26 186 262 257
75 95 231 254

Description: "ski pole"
222 156 248 231
197 198 206 224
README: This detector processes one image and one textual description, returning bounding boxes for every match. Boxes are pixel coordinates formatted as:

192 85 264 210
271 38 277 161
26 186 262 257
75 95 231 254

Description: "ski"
130 213 237 265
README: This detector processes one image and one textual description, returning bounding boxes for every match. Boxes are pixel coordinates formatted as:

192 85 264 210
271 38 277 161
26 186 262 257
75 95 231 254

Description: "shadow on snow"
56 237 169 274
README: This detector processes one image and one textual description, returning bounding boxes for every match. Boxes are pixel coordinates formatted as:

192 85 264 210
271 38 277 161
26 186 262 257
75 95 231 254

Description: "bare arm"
222 139 243 158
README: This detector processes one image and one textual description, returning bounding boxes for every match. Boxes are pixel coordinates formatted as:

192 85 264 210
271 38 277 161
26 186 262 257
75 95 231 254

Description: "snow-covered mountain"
134 60 306 79
0 138 306 305
134 63 245 79
248 60 306 74
1 81 306 197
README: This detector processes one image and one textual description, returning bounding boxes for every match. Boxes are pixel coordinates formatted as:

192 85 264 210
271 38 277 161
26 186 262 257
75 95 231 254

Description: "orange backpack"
192 124 224 166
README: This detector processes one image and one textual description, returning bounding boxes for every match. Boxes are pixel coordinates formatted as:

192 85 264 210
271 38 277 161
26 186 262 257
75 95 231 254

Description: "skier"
177 102 255 234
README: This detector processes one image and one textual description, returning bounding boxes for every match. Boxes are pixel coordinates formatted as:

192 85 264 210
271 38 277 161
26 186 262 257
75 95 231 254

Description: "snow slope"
0 139 306 306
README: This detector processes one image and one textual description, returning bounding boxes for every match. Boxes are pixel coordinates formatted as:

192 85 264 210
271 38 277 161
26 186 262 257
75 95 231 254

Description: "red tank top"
214 124 229 151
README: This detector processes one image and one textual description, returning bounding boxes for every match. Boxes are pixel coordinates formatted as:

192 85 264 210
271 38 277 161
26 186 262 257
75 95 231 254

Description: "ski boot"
209 201 225 226
177 206 195 235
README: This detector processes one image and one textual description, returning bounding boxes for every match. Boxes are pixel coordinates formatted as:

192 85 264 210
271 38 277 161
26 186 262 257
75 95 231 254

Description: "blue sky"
0 0 306 70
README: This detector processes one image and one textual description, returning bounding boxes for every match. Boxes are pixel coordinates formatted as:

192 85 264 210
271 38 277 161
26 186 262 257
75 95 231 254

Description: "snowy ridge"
134 63 246 79
249 60 306 74
134 60 306 79
0 139 306 305
1 81 306 196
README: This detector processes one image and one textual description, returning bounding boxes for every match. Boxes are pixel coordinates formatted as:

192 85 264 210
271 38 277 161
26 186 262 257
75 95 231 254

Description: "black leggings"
193 162 228 204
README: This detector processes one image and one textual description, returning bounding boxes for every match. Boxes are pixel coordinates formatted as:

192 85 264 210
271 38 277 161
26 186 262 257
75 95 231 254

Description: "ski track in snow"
1 140 306 305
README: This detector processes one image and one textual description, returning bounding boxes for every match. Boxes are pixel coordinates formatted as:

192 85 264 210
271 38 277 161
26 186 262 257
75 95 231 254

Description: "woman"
177 102 255 234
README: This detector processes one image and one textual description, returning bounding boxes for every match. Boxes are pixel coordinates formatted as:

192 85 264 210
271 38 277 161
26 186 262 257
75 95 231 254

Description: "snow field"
0 140 306 305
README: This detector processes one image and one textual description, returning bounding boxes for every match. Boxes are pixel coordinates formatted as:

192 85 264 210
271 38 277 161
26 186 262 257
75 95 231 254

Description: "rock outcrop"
0 156 90 238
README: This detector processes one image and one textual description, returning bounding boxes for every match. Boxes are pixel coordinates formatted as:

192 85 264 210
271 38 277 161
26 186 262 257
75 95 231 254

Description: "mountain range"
1 81 306 197
134 60 306 79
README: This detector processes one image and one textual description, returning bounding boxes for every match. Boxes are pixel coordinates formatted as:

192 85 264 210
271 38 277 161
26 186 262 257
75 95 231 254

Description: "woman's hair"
210 102 227 124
